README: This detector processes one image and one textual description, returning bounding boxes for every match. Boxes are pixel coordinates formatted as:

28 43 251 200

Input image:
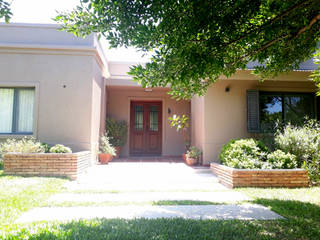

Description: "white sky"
8 0 149 62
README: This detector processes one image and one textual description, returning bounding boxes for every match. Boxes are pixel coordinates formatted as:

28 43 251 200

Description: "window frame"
0 87 35 135
259 91 316 131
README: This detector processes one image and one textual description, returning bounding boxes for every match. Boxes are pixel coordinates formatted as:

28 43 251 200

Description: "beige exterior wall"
0 24 107 164
193 72 317 164
107 86 191 157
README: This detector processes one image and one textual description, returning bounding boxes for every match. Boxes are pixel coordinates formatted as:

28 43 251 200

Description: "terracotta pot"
182 153 187 161
185 157 197 166
99 153 113 164
114 146 121 159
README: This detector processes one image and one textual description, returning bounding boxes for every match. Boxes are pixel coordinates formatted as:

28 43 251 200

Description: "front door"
130 101 162 155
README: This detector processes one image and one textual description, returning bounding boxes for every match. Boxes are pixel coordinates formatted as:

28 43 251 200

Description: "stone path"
17 204 283 223
17 162 284 222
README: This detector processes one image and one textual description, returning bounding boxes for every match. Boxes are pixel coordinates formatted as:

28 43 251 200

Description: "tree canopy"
0 0 12 23
56 0 320 99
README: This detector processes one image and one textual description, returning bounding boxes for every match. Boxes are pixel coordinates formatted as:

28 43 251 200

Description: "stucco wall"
0 24 107 161
191 96 205 163
195 75 316 164
106 86 191 157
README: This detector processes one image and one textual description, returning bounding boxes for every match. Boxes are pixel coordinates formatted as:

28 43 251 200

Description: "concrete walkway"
17 162 283 222
17 204 283 222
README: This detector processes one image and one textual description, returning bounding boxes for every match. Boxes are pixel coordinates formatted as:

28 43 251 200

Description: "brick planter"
210 162 309 188
3 151 91 180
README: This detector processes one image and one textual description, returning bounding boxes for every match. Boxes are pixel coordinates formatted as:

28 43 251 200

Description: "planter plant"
185 146 202 166
99 133 116 164
106 118 128 158
169 114 190 160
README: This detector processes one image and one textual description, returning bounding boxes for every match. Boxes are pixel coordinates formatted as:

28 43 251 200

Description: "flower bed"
3 151 91 180
211 162 309 188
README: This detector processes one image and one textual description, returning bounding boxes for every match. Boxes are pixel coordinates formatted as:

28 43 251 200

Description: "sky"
8 0 149 62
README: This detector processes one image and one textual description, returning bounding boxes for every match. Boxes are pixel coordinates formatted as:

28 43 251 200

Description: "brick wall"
4 151 91 180
210 162 309 188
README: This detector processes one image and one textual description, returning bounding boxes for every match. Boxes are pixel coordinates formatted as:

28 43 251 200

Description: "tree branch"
222 0 314 47
296 13 320 36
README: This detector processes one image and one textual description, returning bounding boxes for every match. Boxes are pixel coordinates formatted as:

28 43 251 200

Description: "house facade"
0 23 318 164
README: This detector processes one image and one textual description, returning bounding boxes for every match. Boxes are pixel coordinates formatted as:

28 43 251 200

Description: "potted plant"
99 133 116 164
185 146 202 166
169 114 190 160
106 118 128 158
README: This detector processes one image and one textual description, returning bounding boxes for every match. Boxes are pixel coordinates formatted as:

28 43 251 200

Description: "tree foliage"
0 0 12 23
311 50 320 92
56 0 320 99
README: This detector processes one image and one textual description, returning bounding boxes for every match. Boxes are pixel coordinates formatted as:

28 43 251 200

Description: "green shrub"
303 153 320 184
275 121 319 167
106 118 128 147
266 150 297 169
0 159 3 170
219 139 270 169
275 120 320 184
49 144 72 153
41 142 51 153
100 133 116 156
0 137 45 153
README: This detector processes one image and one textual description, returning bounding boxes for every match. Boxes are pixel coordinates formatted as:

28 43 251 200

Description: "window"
0 88 35 134
247 90 316 133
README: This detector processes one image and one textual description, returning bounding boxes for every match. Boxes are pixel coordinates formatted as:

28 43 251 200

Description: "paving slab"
48 191 250 204
17 204 283 223
65 162 227 192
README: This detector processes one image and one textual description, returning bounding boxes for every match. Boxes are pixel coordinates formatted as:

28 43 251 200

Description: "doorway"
130 101 162 155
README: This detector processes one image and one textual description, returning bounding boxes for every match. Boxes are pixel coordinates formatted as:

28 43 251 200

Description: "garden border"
210 162 309 188
3 151 92 180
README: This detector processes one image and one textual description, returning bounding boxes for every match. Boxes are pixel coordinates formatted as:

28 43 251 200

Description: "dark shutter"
247 90 260 133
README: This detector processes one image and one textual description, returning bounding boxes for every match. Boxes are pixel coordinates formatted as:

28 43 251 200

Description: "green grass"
1 170 320 239
0 171 67 234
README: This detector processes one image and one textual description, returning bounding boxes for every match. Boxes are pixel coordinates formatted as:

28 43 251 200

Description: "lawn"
1 167 320 240
0 170 67 237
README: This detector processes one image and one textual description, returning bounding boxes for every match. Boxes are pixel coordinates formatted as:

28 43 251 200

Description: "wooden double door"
130 101 162 155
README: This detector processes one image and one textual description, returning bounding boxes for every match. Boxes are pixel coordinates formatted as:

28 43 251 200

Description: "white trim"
0 42 96 52
0 23 60 29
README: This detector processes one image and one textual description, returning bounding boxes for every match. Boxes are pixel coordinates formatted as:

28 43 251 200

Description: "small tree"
169 114 190 151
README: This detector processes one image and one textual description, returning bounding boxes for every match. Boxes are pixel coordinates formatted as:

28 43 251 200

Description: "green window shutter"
247 90 260 133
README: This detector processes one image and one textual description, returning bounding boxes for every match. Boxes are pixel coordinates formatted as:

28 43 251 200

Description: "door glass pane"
17 89 35 132
149 105 159 131
135 105 143 131
0 88 14 133
260 95 282 131
284 95 314 125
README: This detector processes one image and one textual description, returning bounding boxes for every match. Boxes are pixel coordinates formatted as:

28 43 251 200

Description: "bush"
266 150 297 169
49 144 72 153
275 120 320 184
100 133 116 156
0 137 45 153
0 159 3 170
219 139 270 169
106 118 128 147
40 142 51 153
275 121 319 167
